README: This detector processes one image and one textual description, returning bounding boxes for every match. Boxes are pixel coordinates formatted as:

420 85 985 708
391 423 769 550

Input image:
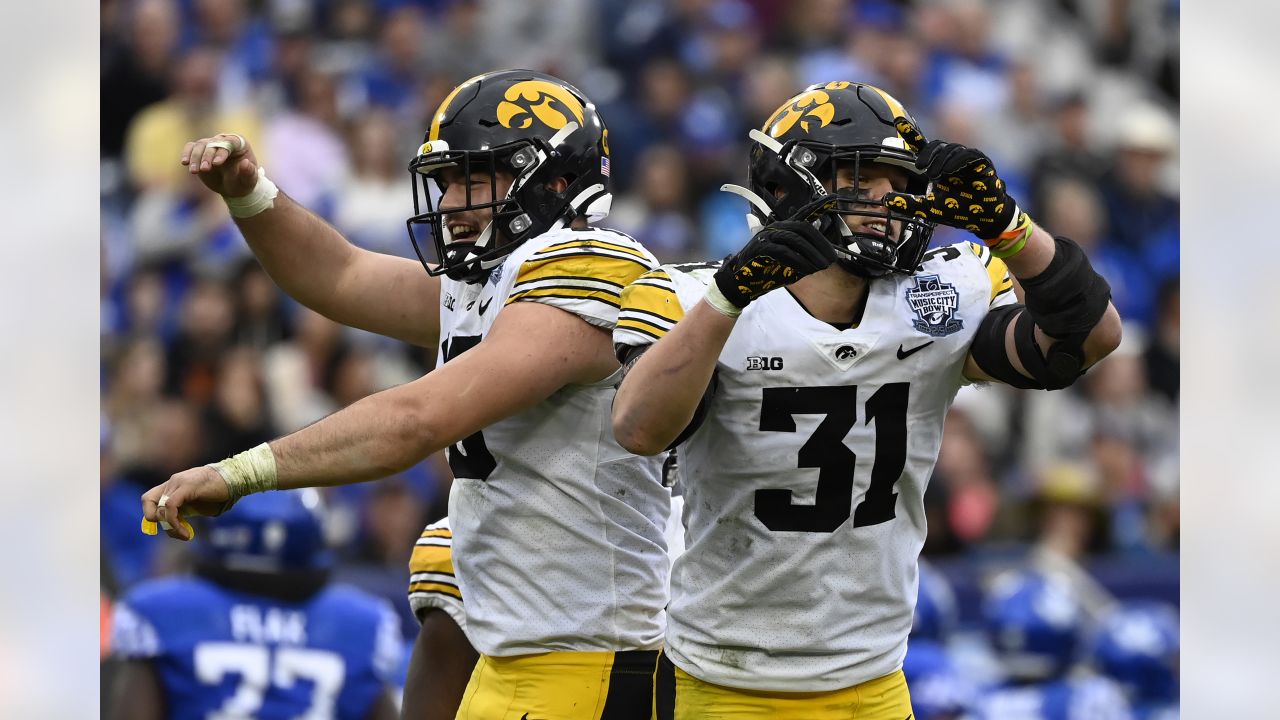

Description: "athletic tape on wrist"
703 282 743 318
224 167 280 218
209 442 279 500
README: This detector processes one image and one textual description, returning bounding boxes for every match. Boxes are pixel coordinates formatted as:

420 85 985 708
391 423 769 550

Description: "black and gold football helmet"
406 69 612 283
724 81 935 278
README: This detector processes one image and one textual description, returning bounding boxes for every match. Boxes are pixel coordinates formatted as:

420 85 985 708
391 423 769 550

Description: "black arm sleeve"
969 304 1045 390
616 344 717 449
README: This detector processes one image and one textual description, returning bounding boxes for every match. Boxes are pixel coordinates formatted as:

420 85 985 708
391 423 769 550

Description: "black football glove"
882 118 1022 242
713 216 836 309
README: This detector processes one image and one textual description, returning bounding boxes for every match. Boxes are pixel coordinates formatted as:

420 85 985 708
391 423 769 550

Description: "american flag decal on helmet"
600 156 610 177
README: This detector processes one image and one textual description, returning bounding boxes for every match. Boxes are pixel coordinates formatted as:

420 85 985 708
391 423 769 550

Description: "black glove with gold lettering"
712 217 836 311
882 118 1026 244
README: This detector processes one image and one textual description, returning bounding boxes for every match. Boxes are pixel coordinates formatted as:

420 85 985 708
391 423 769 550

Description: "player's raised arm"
182 133 441 348
881 119 1122 388
612 220 834 455
141 299 617 540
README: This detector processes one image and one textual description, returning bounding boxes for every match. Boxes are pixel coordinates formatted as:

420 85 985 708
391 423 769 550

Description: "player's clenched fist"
180 132 260 198
882 118 1021 243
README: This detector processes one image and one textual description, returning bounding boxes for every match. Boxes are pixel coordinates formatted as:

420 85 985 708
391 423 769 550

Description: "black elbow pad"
970 305 1085 391
1018 235 1112 338
1012 312 1083 390
971 304 1044 390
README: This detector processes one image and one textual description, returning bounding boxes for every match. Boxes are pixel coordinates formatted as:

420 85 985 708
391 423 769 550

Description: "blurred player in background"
1089 601 1180 719
901 641 978 720
107 490 402 720
911 560 960 645
976 570 1132 719
611 81 1122 717
140 69 674 719
901 563 978 719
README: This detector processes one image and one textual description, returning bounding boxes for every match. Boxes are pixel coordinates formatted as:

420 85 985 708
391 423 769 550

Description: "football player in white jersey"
141 70 675 720
400 490 688 720
612 81 1123 718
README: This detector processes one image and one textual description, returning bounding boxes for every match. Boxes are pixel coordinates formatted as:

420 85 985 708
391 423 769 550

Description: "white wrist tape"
208 442 279 500
703 282 743 318
223 167 280 218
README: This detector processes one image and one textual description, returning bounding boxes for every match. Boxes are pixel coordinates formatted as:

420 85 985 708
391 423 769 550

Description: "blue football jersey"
112 575 403 720
976 676 1134 720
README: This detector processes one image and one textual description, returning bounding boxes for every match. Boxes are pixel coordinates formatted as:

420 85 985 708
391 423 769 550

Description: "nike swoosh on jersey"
478 297 493 316
896 341 934 359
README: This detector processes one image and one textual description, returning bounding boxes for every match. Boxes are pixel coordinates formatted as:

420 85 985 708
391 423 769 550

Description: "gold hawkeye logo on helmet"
765 90 836 137
496 80 586 131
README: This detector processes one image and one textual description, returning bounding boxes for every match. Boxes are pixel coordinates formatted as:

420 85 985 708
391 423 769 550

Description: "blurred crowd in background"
99 0 1179 661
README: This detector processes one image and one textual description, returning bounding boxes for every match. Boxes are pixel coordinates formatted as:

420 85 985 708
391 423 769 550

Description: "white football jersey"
614 242 1015 691
440 226 671 656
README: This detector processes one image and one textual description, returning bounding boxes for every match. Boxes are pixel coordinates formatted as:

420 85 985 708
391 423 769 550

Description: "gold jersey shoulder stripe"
621 306 680 326
514 273 626 290
534 238 651 262
620 277 684 328
509 252 654 309
408 581 463 600
635 268 672 283
616 319 664 342
409 544 456 576
506 287 622 309
968 242 1013 304
418 528 452 540
987 259 1014 304
515 251 655 289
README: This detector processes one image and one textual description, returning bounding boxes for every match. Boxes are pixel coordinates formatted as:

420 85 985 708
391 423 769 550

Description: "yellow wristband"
990 212 1033 259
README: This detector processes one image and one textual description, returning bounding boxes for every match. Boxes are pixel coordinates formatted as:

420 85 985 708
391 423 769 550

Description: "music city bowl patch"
487 261 505 286
905 274 963 337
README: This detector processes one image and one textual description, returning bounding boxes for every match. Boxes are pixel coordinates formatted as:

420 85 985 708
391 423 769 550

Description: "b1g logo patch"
906 274 963 337
745 356 784 371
